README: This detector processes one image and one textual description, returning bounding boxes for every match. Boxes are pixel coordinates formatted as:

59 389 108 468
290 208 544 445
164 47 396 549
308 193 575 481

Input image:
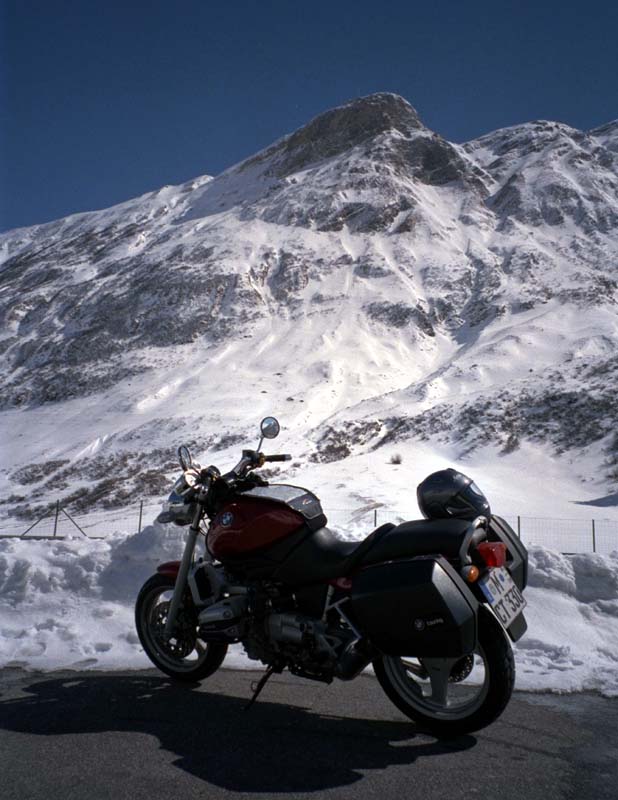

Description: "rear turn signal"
461 565 480 583
477 541 507 568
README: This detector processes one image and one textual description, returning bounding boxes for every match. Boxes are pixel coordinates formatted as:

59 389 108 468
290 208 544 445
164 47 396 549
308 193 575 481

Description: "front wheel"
374 606 515 736
135 573 228 682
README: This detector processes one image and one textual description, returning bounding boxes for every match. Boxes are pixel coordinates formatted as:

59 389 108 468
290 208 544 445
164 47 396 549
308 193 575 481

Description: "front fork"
163 501 204 639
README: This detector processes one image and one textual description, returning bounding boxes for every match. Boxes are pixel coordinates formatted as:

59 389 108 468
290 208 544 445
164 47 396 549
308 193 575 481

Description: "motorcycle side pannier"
351 556 478 657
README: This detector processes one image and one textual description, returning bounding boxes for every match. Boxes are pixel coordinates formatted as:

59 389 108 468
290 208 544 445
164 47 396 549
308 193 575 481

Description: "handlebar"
228 449 293 475
202 450 294 493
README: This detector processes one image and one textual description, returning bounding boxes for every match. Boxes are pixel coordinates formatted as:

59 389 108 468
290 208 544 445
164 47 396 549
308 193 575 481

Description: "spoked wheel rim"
382 647 491 722
139 584 213 674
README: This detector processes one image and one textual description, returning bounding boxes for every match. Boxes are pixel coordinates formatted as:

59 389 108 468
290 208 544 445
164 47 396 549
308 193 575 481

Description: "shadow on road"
0 673 476 792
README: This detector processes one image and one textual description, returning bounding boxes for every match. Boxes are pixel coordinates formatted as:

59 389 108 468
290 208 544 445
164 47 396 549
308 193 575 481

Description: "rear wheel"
135 573 227 682
374 606 515 736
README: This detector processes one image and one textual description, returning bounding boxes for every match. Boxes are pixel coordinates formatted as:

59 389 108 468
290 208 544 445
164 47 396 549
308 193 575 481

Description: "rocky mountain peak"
289 92 423 144
250 93 424 177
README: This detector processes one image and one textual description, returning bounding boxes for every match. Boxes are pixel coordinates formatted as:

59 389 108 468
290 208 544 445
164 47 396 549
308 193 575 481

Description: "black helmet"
417 468 491 521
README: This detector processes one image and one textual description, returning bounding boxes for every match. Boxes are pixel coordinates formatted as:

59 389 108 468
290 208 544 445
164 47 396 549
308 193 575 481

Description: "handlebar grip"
266 454 292 462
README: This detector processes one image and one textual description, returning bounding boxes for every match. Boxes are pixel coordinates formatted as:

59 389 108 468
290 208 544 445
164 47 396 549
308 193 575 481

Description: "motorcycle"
135 416 528 736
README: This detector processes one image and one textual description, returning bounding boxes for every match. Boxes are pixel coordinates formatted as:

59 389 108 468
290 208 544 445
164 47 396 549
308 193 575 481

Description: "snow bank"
0 523 184 672
514 547 618 696
1 527 617 696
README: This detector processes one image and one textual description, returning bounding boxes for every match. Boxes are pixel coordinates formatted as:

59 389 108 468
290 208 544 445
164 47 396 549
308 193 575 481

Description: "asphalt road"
1 667 617 800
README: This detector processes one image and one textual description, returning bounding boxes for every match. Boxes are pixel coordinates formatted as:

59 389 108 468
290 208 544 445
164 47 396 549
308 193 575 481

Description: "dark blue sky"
2 0 617 232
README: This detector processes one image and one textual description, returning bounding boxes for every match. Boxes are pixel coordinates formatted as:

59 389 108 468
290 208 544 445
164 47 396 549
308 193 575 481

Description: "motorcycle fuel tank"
208 495 305 559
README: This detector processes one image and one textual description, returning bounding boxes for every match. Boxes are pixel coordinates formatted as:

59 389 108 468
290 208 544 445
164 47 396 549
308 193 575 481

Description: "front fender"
157 560 181 578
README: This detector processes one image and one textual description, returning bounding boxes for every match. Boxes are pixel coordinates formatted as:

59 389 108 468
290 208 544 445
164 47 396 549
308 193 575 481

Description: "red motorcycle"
135 417 528 735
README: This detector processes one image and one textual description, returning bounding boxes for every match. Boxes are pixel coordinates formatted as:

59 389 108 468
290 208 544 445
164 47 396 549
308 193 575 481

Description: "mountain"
1 93 618 522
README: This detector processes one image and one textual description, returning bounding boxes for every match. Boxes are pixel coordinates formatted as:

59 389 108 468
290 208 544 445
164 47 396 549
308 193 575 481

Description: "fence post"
517 516 521 539
374 508 377 527
61 507 88 537
592 519 596 553
52 500 60 538
138 500 144 535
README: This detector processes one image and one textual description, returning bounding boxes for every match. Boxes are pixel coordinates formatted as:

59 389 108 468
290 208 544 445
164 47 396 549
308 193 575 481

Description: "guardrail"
0 502 617 555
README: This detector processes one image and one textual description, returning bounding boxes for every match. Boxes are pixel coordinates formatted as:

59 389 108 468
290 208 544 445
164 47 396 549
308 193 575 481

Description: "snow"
516 548 618 695
1 99 618 523
1 519 617 697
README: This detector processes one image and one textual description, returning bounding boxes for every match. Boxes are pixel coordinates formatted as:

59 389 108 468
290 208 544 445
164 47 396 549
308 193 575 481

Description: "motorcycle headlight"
156 487 195 526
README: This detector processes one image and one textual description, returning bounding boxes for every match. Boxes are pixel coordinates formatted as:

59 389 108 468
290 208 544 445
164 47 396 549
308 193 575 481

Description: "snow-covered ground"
1 519 617 697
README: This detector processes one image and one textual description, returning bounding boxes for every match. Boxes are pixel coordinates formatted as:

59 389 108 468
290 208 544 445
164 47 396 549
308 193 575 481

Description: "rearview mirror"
260 416 280 440
177 445 193 471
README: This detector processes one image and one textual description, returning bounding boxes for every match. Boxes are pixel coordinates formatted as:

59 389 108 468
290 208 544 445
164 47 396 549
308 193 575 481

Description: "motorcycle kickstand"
244 664 279 711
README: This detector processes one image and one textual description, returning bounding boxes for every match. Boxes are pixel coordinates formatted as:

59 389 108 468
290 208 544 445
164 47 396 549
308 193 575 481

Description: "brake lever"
200 465 220 482
245 471 269 487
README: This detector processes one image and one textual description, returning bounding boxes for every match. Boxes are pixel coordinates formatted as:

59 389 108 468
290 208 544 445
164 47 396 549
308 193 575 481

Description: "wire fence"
0 501 617 555
328 509 618 556
0 500 156 541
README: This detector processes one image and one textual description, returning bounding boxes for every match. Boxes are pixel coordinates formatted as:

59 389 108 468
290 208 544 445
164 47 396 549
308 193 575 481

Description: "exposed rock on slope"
1 93 618 513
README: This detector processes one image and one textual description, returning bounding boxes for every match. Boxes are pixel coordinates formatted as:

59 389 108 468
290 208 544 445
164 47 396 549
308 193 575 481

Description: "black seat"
274 524 392 585
356 518 472 567
275 518 472 585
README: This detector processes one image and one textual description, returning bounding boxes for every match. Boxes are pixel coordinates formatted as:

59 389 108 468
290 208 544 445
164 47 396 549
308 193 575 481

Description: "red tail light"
477 541 507 568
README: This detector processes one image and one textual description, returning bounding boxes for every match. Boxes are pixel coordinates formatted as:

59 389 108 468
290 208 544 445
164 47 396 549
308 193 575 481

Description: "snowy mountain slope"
1 93 618 521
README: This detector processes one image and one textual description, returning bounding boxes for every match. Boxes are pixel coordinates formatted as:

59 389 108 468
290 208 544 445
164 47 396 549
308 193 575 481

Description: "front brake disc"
152 602 196 659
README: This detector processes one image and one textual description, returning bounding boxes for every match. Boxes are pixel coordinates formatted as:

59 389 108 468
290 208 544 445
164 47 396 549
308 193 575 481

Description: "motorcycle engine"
198 596 248 642
267 613 337 654
198 589 357 682
267 612 351 681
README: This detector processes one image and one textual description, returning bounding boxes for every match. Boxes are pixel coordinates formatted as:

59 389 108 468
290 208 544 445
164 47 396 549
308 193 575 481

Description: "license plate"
479 566 527 629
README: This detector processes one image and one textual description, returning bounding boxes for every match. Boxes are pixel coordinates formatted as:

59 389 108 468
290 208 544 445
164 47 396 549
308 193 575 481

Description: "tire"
135 573 228 682
373 606 515 737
